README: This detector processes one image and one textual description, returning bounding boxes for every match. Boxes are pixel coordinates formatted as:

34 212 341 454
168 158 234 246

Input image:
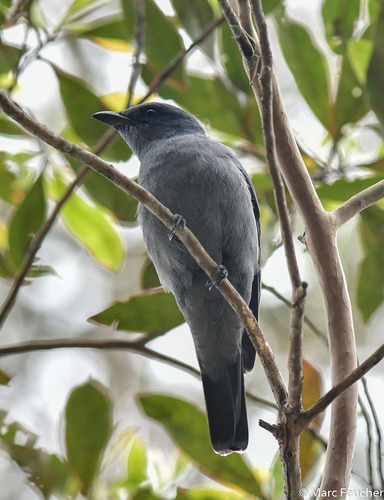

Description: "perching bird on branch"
93 102 261 455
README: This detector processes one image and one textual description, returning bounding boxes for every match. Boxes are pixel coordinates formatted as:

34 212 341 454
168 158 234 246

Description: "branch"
296 342 384 431
333 179 384 228
245 2 305 495
358 394 374 488
126 0 145 108
0 338 277 410
360 372 384 488
216 0 256 59
250 0 301 292
0 90 288 409
287 282 307 411
262 283 328 345
220 0 358 493
5 0 29 25
142 15 225 102
0 16 224 329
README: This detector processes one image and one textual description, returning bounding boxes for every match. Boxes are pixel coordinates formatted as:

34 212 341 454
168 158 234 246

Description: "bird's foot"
207 265 228 290
168 214 186 241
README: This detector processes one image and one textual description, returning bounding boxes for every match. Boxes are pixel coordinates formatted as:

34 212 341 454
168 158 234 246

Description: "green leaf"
61 0 107 25
0 113 28 136
55 67 105 147
269 452 284 500
348 39 374 85
316 176 384 204
157 73 259 141
262 0 283 14
172 0 215 59
0 41 23 75
66 16 128 39
332 56 369 136
0 369 11 385
367 3 384 129
8 174 46 268
30 1 50 31
275 16 330 128
65 381 113 495
357 206 384 322
89 289 185 335
0 0 12 26
145 0 184 75
0 413 71 497
141 259 161 289
127 437 148 486
220 22 253 95
54 66 131 161
68 158 137 223
322 0 361 54
50 174 125 272
176 488 246 500
139 394 264 498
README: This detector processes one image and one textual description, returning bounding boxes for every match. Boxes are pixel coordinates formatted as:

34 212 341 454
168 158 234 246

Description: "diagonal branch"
333 179 384 228
0 89 288 409
296 342 384 431
0 16 223 329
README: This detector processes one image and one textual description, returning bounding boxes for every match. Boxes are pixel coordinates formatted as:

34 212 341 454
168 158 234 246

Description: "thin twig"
5 0 29 25
141 16 225 102
262 283 328 345
0 90 288 409
0 338 276 410
358 393 374 488
127 0 145 108
361 376 384 488
288 282 307 412
333 179 384 228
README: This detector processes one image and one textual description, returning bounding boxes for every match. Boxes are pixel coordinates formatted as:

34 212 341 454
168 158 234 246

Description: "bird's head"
92 102 205 158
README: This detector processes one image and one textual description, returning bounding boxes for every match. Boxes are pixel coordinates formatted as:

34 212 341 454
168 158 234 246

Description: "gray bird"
92 102 261 455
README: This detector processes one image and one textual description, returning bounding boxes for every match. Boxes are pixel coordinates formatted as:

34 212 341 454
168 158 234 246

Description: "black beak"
92 111 130 129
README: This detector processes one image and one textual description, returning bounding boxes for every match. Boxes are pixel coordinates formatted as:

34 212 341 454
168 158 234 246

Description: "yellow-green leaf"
51 174 124 272
8 174 46 269
65 381 113 495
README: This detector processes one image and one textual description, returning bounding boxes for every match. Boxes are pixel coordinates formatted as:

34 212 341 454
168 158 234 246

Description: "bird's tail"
201 356 248 455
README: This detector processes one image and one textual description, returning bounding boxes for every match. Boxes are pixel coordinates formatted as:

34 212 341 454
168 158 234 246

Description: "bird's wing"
236 164 261 373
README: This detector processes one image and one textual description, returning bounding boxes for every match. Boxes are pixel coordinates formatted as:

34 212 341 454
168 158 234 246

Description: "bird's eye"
146 109 156 115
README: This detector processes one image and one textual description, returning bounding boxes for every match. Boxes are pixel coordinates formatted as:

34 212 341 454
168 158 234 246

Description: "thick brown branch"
220 0 358 494
0 90 288 408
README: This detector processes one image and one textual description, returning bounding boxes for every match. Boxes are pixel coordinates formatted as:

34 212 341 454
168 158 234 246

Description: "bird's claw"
207 265 228 290
168 214 186 240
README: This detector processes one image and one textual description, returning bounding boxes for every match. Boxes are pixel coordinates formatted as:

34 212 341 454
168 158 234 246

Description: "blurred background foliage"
0 0 384 498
